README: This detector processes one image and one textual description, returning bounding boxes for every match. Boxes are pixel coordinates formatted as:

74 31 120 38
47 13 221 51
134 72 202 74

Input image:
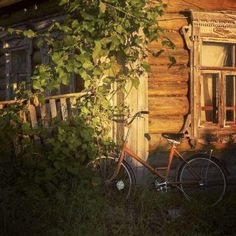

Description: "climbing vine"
1 0 174 160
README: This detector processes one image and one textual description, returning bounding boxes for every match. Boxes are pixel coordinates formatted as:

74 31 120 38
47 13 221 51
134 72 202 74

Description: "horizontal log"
149 116 184 133
148 31 185 50
149 65 189 82
148 96 189 116
148 49 189 66
162 0 236 13
148 82 188 96
157 13 188 30
148 133 191 151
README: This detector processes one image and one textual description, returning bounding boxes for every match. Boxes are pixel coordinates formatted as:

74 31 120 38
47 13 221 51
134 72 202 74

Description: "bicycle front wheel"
177 155 227 207
88 156 135 200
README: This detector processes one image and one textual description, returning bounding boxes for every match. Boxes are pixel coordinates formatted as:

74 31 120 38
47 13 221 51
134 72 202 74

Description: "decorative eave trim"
190 10 236 41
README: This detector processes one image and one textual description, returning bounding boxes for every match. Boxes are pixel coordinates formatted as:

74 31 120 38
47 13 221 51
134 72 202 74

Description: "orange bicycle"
89 111 227 207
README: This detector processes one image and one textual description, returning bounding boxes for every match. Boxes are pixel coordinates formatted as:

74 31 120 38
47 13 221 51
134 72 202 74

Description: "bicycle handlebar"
126 111 149 125
112 111 149 125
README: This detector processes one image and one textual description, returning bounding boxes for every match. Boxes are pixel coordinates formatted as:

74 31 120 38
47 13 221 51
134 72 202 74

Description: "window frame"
3 36 32 100
182 10 236 139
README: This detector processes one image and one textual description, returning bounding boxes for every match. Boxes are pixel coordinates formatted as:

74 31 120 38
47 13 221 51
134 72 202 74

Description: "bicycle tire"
177 154 227 207
88 155 136 200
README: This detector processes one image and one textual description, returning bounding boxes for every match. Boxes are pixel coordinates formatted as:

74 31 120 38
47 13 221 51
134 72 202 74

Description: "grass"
0 161 236 236
2 187 235 236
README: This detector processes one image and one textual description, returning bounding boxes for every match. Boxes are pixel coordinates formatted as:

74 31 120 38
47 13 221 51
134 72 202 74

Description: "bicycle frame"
107 111 203 187
108 128 188 184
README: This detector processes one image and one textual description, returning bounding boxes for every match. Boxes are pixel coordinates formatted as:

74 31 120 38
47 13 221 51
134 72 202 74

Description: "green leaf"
59 0 68 6
99 1 106 13
71 19 79 29
82 61 93 70
168 56 176 68
162 38 176 49
7 28 14 34
116 25 123 34
23 29 36 38
131 78 140 89
142 61 151 72
152 49 165 58
92 41 102 61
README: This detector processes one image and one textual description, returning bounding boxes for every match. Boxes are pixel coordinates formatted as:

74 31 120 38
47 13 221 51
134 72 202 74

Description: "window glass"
201 42 234 67
225 75 236 123
200 73 219 123
11 49 27 73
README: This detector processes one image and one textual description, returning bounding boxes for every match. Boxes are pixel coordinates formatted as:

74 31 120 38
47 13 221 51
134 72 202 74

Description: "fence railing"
0 92 87 128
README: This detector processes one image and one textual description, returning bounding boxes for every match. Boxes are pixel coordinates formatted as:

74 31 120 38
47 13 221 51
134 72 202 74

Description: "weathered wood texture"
0 93 86 128
0 0 22 8
148 65 189 82
148 13 190 148
149 96 189 116
163 0 236 13
158 13 188 31
0 0 61 26
147 5 191 151
149 81 188 96
148 0 236 152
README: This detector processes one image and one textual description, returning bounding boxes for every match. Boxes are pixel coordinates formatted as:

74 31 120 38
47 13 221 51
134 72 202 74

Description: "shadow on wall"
143 130 236 186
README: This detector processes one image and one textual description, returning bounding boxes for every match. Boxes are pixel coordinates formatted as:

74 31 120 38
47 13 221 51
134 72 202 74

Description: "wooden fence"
0 92 86 128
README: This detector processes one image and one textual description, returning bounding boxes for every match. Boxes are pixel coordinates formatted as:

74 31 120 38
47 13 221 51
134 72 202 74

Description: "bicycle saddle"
162 133 184 141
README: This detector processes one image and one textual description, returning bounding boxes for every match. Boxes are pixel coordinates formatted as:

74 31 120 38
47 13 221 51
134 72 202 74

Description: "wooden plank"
45 92 87 100
40 103 49 127
149 133 191 152
149 96 189 116
149 116 184 134
28 104 38 128
148 49 189 66
69 96 77 116
137 73 149 161
162 0 236 13
0 0 23 8
148 81 188 96
158 13 188 30
19 110 27 123
149 65 189 82
49 99 57 118
148 31 185 50
60 98 68 120
109 83 118 142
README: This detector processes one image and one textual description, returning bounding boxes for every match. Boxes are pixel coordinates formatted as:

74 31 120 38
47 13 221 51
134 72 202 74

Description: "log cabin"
0 0 236 180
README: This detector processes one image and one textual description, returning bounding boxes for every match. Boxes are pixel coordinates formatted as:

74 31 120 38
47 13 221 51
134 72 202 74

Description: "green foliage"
30 0 170 96
0 1 179 235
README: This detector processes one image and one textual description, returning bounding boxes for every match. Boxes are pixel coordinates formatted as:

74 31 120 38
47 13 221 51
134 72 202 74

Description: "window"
182 10 236 138
0 16 84 101
200 42 236 127
3 37 32 100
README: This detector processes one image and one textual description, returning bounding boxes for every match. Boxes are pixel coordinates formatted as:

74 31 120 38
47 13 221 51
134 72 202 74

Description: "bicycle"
89 111 227 207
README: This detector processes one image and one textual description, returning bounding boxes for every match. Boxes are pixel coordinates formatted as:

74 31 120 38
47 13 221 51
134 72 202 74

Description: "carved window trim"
182 10 236 138
2 36 32 100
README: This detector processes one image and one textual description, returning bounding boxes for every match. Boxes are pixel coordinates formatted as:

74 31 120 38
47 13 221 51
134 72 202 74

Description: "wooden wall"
148 0 236 151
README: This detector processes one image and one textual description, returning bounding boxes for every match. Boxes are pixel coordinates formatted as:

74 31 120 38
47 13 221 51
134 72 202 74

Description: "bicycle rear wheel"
177 155 227 207
88 156 135 200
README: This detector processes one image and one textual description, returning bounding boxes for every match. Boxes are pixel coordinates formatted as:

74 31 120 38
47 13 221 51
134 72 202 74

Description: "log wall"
148 0 236 151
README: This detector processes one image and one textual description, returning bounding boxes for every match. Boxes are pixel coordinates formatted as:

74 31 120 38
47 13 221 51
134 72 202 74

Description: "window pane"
200 73 219 123
225 75 236 122
201 42 235 67
11 49 27 73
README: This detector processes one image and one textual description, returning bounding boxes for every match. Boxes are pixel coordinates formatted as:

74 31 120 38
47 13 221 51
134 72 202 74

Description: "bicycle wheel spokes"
178 156 227 207
88 156 135 200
